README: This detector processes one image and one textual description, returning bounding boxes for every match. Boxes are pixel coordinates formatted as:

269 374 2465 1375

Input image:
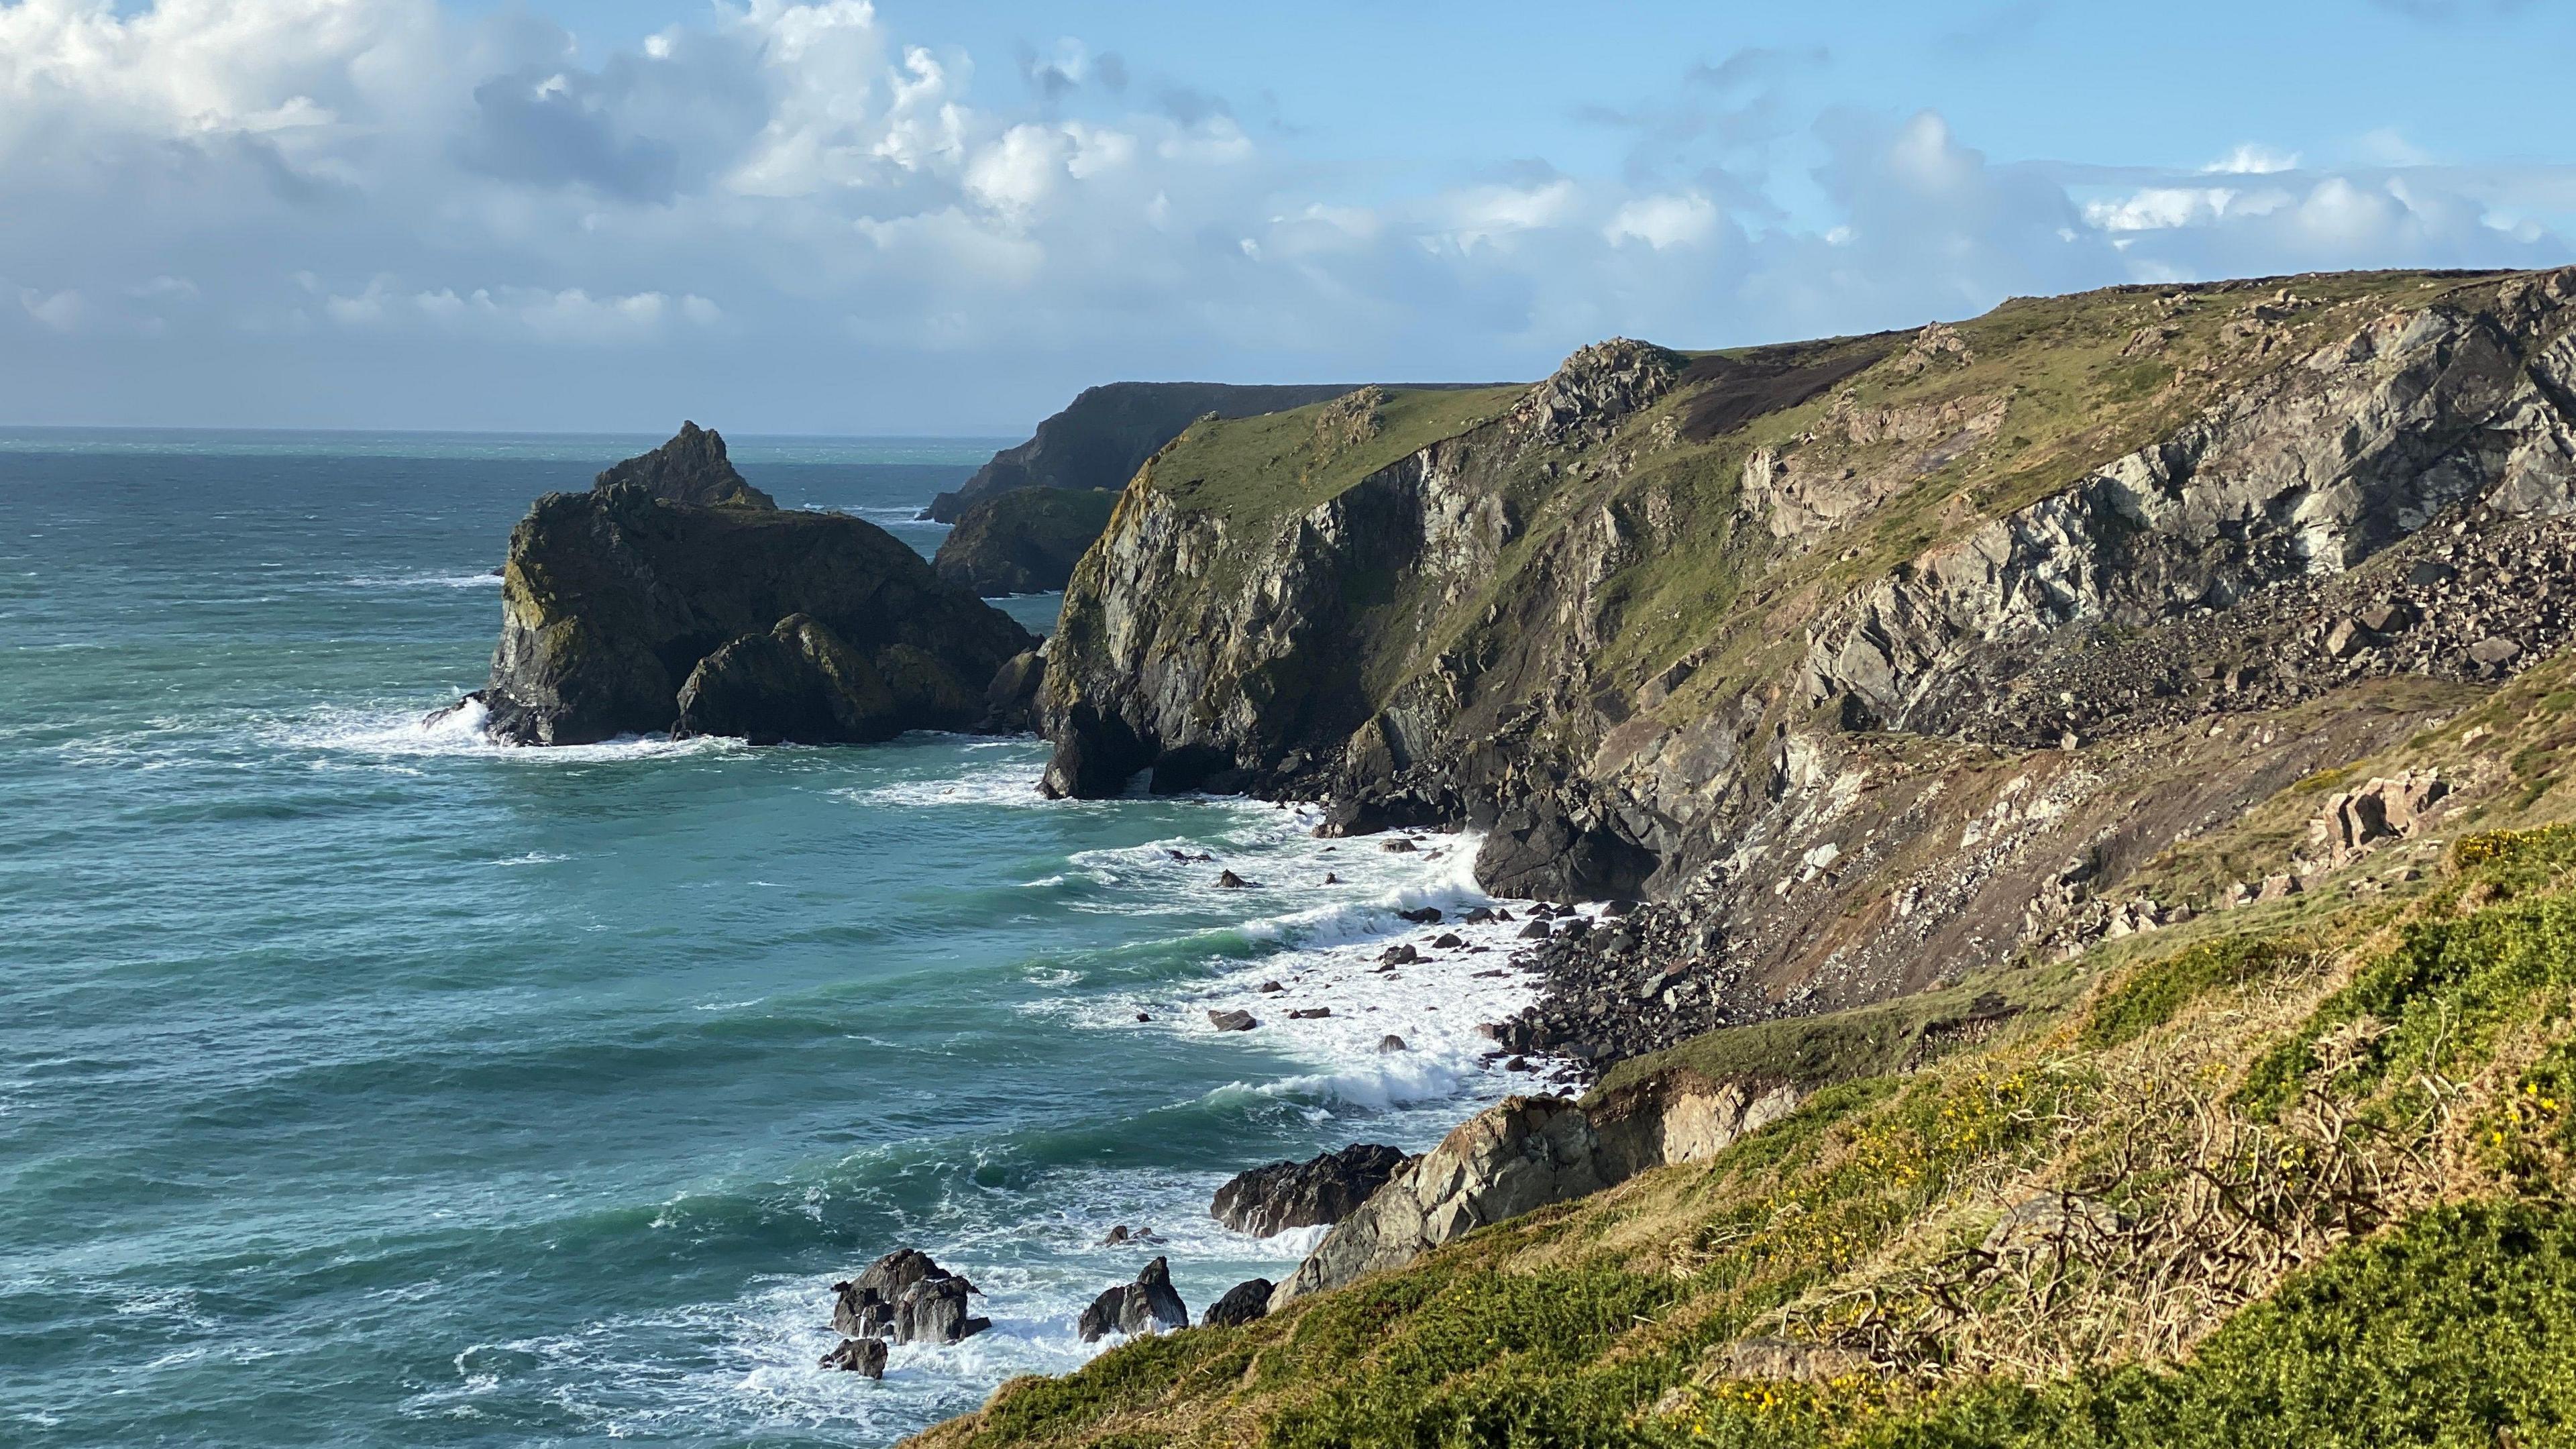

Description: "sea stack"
461 424 1036 746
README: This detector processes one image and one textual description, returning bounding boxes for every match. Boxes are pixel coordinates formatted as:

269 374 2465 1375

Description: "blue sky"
9 0 2574 434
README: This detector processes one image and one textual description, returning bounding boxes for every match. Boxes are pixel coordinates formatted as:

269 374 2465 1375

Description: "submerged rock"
818 1336 888 1376
1210 1143 1413 1238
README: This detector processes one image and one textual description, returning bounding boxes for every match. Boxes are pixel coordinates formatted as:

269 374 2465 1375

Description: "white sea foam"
343 571 503 590
275 698 745 764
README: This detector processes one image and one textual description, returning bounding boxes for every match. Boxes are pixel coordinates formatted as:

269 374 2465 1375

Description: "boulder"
470 434 1034 746
1210 1143 1413 1238
2310 770 2450 866
1203 1278 1274 1328
828 1248 988 1347
1378 1034 1408 1053
594 421 775 508
1397 906 1442 924
1209 1010 1258 1032
818 1336 888 1376
984 649 1047 732
1079 1257 1189 1341
672 613 906 745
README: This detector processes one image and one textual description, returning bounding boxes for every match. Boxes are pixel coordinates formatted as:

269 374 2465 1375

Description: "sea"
0 431 1554 1447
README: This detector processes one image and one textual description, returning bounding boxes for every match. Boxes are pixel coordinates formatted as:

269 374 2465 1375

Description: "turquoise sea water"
0 433 1543 1446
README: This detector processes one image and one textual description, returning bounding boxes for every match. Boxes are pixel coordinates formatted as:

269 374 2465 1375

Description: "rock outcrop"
1267 1073 1796 1311
822 1248 990 1371
1209 1143 1413 1238
1038 268 2576 1071
594 420 775 508
466 429 1034 746
932 487 1121 596
926 382 1367 523
1077 1256 1189 1342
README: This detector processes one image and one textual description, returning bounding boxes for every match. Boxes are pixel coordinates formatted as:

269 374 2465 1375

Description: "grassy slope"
915 642 2576 1449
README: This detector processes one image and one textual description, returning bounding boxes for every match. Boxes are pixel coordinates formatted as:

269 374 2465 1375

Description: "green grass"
1148 385 1523 520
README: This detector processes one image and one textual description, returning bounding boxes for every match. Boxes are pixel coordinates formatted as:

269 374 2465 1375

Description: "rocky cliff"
466 429 1034 746
932 487 1120 596
1040 268 2576 1061
925 382 1365 523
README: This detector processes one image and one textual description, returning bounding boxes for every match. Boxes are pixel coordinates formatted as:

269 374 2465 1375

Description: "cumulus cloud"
0 0 2568 431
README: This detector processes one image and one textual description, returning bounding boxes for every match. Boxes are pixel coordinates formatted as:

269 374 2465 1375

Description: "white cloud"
0 0 2567 430
1604 192 1721 250
2206 142 2300 175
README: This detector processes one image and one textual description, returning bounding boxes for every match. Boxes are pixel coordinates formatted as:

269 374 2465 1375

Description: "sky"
3 1 2573 435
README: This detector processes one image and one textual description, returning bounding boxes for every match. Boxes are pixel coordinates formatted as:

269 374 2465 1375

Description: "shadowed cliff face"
932 487 1120 596
1039 268 2576 1036
473 434 1034 745
926 382 1364 523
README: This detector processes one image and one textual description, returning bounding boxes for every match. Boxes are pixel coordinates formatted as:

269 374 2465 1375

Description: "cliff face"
926 382 1368 523
472 431 1033 746
1040 268 2576 1038
931 487 1120 596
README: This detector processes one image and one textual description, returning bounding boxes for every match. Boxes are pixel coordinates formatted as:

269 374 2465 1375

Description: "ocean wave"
272 699 745 764
342 571 502 590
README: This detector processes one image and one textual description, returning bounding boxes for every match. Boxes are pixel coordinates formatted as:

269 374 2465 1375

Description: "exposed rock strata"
468 429 1033 745
1040 268 2576 1073
1269 1073 1796 1311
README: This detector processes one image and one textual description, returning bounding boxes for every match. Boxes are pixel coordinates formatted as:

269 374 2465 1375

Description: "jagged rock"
1079 1257 1189 1341
1378 1034 1408 1053
1210 1143 1413 1237
818 1336 888 1376
829 1249 987 1347
1215 870 1250 889
468 436 1032 745
1101 1225 1163 1246
1202 1278 1274 1328
1209 1010 1257 1032
2311 770 2450 865
1075 1286 1126 1342
1269 1078 1801 1313
1397 906 1442 924
932 486 1122 596
594 421 775 508
1288 1007 1332 1019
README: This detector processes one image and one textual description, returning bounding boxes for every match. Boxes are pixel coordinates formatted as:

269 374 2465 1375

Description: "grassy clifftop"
926 641 2576 1447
